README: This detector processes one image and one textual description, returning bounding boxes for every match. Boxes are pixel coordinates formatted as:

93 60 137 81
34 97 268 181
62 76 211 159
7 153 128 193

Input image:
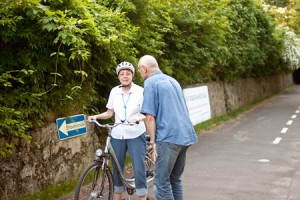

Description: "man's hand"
151 143 157 162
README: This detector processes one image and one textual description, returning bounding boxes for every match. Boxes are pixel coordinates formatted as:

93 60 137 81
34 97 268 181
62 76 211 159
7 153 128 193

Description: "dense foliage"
0 0 290 156
262 0 300 69
264 0 300 36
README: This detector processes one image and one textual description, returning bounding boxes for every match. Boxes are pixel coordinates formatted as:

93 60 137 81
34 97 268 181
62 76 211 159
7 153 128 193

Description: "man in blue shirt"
137 55 198 200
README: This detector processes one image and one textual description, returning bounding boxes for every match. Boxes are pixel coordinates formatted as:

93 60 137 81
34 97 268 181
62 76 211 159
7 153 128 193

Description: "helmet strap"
119 82 132 88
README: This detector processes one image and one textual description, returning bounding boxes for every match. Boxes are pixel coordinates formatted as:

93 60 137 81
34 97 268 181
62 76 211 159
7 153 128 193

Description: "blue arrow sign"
56 114 87 140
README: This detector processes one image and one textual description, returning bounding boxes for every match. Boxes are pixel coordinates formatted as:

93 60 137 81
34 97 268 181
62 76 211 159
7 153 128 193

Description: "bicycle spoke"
74 162 113 200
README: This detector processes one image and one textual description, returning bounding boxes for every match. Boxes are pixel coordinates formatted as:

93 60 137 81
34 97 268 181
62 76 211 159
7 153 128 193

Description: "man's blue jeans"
154 141 189 200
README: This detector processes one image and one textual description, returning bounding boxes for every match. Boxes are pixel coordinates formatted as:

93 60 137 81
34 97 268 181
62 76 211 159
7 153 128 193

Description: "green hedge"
0 0 287 156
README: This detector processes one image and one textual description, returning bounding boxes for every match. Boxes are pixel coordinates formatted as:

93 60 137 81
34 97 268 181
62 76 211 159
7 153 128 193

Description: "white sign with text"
183 86 211 125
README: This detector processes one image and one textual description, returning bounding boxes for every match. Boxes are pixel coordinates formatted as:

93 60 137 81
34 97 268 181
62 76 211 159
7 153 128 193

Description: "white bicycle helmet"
116 61 135 75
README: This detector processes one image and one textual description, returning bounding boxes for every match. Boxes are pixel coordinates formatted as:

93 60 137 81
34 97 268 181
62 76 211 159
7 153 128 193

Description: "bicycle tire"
74 161 113 200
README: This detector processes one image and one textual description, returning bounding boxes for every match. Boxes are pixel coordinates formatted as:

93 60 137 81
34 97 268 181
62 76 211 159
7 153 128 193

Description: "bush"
0 0 289 156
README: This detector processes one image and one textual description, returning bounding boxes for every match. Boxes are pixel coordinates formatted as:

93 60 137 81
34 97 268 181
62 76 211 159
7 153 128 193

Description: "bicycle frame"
74 119 154 200
92 120 140 190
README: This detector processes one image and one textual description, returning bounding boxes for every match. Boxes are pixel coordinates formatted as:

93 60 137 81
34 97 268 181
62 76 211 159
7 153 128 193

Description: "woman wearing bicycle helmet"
88 61 147 200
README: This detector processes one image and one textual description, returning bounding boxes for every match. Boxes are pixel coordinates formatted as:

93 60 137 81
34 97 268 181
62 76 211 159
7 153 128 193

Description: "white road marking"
273 137 282 144
296 110 300 114
291 115 297 119
258 159 270 163
286 120 293 125
281 128 288 134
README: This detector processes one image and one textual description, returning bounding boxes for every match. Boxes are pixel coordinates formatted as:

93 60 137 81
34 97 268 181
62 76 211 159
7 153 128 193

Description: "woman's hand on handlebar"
87 115 97 121
127 118 140 124
128 115 145 124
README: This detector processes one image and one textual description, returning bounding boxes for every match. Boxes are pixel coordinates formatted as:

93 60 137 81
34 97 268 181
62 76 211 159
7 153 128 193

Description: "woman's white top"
106 82 146 139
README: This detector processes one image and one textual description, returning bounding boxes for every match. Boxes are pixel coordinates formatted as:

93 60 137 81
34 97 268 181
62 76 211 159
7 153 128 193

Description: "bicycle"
74 119 155 200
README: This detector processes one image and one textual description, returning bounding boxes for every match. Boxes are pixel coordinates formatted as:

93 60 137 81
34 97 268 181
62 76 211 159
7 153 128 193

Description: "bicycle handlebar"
85 118 139 128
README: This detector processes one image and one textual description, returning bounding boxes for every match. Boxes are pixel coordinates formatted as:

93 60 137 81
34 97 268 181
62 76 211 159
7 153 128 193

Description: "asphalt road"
183 84 300 200
64 85 300 200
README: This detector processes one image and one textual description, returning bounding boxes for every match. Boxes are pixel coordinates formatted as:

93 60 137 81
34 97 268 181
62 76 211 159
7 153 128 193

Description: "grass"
21 177 79 200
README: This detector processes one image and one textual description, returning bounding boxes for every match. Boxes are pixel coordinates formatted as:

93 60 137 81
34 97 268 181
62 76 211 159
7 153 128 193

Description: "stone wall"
0 123 100 200
223 73 292 112
185 73 293 118
0 73 293 200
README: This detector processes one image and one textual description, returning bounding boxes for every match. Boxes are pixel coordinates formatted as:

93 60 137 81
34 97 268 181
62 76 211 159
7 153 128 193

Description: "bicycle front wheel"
74 161 113 200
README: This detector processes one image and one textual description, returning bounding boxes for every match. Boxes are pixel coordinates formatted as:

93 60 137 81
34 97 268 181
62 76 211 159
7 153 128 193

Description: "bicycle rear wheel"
74 161 113 200
145 146 155 188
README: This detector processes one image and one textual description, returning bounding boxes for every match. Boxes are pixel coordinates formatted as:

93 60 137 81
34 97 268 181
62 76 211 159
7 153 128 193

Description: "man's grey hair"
139 55 159 68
